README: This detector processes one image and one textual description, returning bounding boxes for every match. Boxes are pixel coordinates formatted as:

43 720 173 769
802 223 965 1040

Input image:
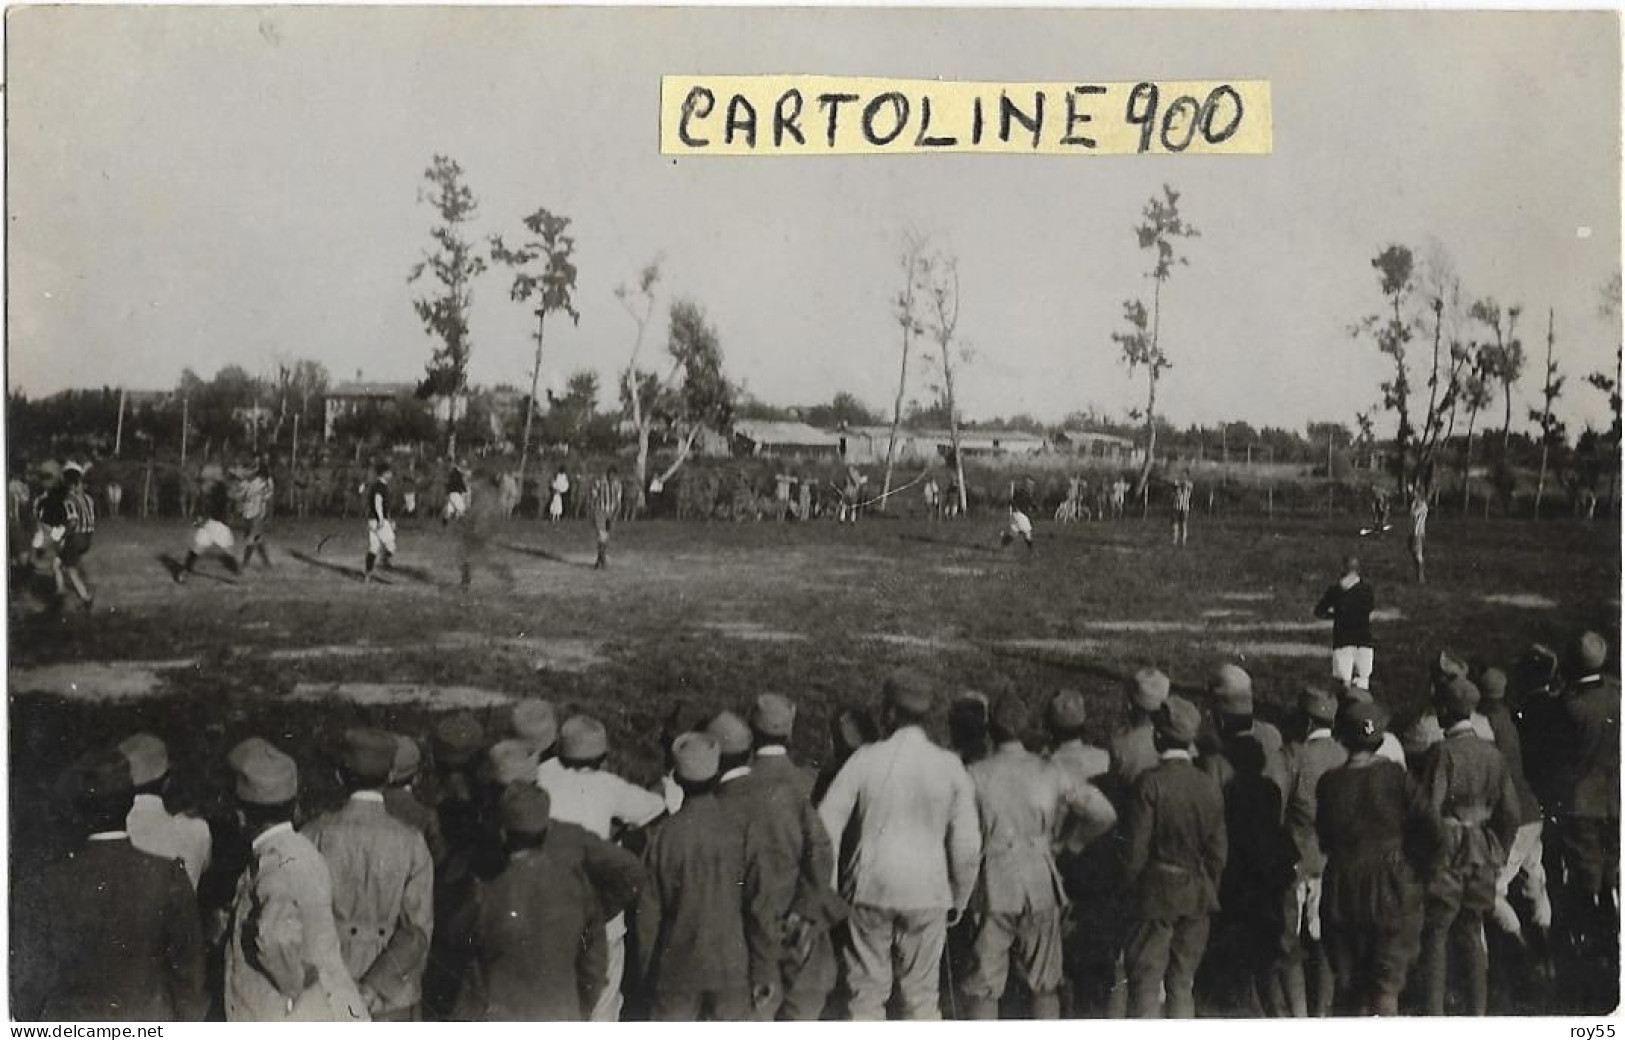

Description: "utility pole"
114 387 127 457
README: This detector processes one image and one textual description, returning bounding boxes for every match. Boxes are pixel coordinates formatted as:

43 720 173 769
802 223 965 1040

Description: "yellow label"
660 76 1272 156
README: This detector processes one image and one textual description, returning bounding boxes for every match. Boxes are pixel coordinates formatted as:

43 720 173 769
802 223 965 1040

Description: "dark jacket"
1412 727 1521 910
1316 760 1424 927
1517 688 1578 816
1313 578 1375 648
1478 702 1542 825
1566 675 1621 819
451 822 643 1021
1119 755 1228 920
13 837 207 1021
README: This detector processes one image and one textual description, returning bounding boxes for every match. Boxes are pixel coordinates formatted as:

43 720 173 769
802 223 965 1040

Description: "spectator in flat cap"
303 728 435 1021
1559 631 1620 960
536 713 666 1023
1118 695 1227 1018
1413 674 1521 1016
483 739 542 789
450 783 644 1021
961 691 1117 1020
119 732 212 890
222 738 368 1022
738 692 844 1021
1279 685 1350 1017
818 669 980 1020
637 731 769 1020
15 748 206 1022
384 734 445 866
1044 689 1121 1016
1335 682 1406 769
1201 670 1299 1017
1474 665 1552 953
657 700 714 816
1316 702 1424 1015
1315 555 1377 691
1110 668 1172 796
1415 656 1496 748
424 712 503 1017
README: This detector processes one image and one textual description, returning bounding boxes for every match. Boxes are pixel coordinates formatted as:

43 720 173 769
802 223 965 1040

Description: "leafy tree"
1469 298 1526 457
881 232 930 511
408 155 487 457
1351 246 1420 496
540 369 600 450
491 206 580 494
647 300 735 488
1114 185 1200 504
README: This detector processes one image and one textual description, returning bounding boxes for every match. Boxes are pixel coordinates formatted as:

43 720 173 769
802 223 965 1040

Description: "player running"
1001 477 1036 554
238 459 274 569
590 466 624 571
443 460 470 525
364 460 396 583
176 464 239 583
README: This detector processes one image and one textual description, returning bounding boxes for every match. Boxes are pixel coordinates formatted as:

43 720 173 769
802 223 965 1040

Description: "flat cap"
750 693 797 741
1478 667 1509 702
1047 689 1089 731
990 693 1032 739
227 738 298 805
500 784 552 836
1432 651 1469 683
1573 631 1609 672
1209 663 1254 717
484 739 541 787
1434 676 1481 719
707 711 753 757
1129 668 1171 713
1299 684 1339 725
672 731 720 783
884 668 935 715
1401 713 1445 759
59 747 134 804
389 734 423 784
559 715 608 761
1335 701 1388 752
118 733 171 787
341 728 398 785
1155 695 1202 746
434 712 487 767
511 700 559 752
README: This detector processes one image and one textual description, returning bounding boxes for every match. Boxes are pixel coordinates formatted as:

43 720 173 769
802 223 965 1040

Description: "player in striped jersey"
1171 477 1194 546
55 463 97 610
590 467 624 571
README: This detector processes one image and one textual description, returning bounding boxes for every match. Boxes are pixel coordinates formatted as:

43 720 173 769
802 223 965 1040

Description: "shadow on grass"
897 532 999 554
156 552 239 585
286 549 373 583
501 541 591 569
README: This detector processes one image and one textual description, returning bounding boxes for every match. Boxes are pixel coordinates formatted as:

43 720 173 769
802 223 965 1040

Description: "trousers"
1125 915 1210 1018
842 904 948 1020
1492 820 1551 934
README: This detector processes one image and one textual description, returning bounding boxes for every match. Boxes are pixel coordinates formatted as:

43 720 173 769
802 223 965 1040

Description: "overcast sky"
8 7 1621 435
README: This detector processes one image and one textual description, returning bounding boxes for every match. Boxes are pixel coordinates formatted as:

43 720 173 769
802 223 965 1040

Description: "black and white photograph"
5 4 1622 1025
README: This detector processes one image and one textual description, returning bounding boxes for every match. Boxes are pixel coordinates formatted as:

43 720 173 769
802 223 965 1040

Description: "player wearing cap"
1200 668 1296 1017
13 747 206 1021
1119 695 1228 1018
303 729 435 1021
176 464 239 583
1412 675 1521 1016
1558 631 1620 961
961 691 1117 1020
1316 700 1424 1015
120 733 212 890
1475 667 1553 964
1314 556 1376 691
537 713 667 1022
451 784 644 1020
1045 689 1123 1016
222 737 368 1021
636 731 762 1020
817 670 981 1020
1281 684 1349 1018
363 460 396 583
1109 669 1172 800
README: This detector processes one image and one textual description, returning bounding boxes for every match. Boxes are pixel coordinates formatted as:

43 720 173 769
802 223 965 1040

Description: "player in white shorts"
364 460 397 583
1000 479 1036 554
176 464 238 583
443 461 469 524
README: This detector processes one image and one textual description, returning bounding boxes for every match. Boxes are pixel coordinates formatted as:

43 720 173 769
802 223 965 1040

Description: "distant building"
830 425 1049 464
1053 428 1140 463
732 420 843 459
322 377 465 439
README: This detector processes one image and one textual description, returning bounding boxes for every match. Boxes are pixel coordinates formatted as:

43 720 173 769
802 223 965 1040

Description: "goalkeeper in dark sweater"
1314 555 1376 691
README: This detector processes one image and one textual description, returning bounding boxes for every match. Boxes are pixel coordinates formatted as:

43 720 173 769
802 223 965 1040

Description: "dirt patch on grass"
870 633 969 653
1481 593 1559 610
698 621 809 643
1220 592 1275 602
997 638 1106 657
10 659 198 701
266 644 382 661
1201 609 1253 618
1221 641 1327 659
288 681 515 710
936 565 987 577
435 632 607 672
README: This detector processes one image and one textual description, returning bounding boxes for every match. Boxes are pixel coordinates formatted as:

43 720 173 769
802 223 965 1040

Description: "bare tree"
408 155 487 458
490 207 580 500
1589 272 1623 511
920 250 969 515
1458 348 1494 514
881 232 930 511
1530 307 1566 517
1114 185 1200 507
614 260 664 512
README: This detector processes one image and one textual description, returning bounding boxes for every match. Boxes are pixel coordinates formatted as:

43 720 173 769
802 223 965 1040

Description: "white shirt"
536 760 664 940
251 820 295 850
127 793 213 889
